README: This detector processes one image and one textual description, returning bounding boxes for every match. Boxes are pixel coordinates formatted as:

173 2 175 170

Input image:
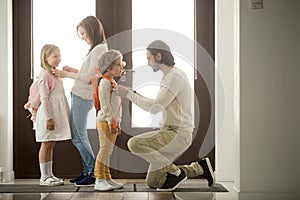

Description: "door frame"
13 0 215 178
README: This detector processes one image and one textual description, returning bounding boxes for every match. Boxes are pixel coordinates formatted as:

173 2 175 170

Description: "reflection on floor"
0 179 235 200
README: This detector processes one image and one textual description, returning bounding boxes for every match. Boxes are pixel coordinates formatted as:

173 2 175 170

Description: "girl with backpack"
36 44 71 186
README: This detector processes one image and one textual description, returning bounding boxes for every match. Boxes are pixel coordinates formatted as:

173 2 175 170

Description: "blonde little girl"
35 44 71 186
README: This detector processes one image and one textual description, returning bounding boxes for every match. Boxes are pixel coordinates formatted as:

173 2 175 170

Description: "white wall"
237 0 299 199
215 0 235 182
0 0 14 182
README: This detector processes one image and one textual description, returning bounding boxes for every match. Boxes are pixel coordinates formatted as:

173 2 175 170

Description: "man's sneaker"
69 172 85 183
107 179 123 189
40 176 63 186
157 168 187 192
75 172 95 186
198 157 215 186
94 179 114 191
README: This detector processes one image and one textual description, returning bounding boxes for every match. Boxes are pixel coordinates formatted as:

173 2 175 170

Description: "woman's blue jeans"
70 93 95 174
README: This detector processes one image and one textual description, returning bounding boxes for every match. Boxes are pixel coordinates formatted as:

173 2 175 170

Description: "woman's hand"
51 68 67 78
46 119 55 131
62 65 78 73
52 67 78 79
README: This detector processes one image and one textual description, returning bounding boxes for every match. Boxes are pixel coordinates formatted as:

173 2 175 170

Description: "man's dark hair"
146 40 175 66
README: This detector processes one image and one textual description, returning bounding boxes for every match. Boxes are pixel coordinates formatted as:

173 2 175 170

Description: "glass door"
131 0 195 128
32 0 96 128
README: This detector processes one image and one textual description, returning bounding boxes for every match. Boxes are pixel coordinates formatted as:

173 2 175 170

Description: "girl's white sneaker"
94 179 114 191
40 176 63 186
51 175 64 185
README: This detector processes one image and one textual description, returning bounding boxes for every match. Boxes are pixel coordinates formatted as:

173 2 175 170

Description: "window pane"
132 0 195 128
33 0 96 129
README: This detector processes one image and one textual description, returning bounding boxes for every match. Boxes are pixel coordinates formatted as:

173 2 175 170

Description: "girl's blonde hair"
40 44 60 71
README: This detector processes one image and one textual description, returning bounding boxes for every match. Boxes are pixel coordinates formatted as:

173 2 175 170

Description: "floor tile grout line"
172 192 176 200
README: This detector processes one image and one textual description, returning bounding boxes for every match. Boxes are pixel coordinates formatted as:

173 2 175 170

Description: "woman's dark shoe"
75 172 95 186
69 172 85 183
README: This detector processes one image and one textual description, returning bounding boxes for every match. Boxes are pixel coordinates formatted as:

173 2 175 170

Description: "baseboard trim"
4 170 14 183
236 191 297 200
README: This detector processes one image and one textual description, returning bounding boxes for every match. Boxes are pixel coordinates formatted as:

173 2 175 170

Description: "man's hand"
115 85 132 97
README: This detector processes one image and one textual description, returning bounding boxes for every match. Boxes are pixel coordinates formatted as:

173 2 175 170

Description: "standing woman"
52 16 108 186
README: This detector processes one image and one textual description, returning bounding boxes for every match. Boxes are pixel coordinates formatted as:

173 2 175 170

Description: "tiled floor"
0 179 235 200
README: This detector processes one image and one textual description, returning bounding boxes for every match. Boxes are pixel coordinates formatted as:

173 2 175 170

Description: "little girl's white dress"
35 70 71 142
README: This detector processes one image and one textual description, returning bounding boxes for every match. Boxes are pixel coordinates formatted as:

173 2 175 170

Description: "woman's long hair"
77 16 107 54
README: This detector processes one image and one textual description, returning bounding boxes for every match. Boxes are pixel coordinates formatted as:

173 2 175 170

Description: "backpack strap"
101 75 116 89
47 72 54 90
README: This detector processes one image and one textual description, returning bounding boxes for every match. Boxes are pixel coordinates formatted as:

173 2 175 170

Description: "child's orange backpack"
91 74 115 113
91 68 121 130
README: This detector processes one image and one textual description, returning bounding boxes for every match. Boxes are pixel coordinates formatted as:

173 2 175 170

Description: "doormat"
0 183 135 193
134 182 228 192
78 183 134 192
77 182 228 193
0 182 228 193
0 184 78 193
